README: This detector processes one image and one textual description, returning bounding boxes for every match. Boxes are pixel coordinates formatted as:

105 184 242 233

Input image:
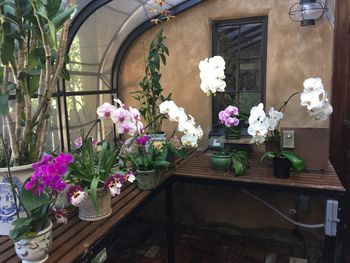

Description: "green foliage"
9 183 54 242
122 141 176 171
134 29 172 133
230 150 249 176
0 0 75 165
261 150 305 173
68 138 120 211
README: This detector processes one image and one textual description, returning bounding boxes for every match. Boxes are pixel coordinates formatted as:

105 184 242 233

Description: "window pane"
225 59 239 91
67 94 114 147
238 92 261 115
239 59 261 91
65 74 109 92
218 26 239 59
239 23 262 58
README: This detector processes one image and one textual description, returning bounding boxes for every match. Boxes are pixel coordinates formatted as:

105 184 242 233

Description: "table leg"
165 182 175 263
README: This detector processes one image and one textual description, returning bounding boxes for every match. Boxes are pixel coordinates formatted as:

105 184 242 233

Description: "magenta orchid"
25 153 74 195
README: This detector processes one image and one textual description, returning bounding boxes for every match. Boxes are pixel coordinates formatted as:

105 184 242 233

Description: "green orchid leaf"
90 176 99 213
281 151 305 172
261 152 277 162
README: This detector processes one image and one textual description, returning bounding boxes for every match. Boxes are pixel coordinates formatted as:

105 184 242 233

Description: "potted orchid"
65 99 140 221
210 103 249 175
121 135 170 190
7 153 74 262
248 78 333 178
122 100 203 190
199 55 249 175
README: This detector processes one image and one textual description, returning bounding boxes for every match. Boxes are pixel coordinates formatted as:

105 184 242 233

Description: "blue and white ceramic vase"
0 164 33 235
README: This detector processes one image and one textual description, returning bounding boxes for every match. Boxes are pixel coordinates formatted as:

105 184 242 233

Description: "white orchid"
168 106 188 123
193 125 203 139
300 78 333 121
309 101 333 121
303 77 324 93
181 133 198 147
248 103 267 124
199 55 226 96
159 100 178 115
267 107 284 131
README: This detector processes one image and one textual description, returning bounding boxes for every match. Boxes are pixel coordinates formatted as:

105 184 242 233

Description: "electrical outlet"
282 130 295 148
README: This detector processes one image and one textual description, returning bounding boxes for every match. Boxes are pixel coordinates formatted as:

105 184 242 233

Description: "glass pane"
238 92 261 115
239 59 261 91
218 26 239 58
225 59 239 91
239 23 262 58
67 94 114 147
46 97 61 153
65 75 109 92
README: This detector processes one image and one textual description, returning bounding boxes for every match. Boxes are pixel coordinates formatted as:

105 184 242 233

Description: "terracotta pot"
211 153 232 171
14 219 53 263
136 169 160 190
273 157 291 179
0 164 33 236
79 189 112 221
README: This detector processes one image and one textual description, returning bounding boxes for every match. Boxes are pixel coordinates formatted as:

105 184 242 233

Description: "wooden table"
166 152 346 263
0 152 345 262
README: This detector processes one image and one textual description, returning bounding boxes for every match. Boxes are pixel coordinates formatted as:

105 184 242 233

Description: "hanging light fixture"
289 0 328 26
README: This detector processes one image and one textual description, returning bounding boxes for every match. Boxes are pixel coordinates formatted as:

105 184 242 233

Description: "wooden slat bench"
0 169 175 263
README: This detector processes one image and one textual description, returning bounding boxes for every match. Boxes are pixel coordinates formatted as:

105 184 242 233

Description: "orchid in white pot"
248 77 333 178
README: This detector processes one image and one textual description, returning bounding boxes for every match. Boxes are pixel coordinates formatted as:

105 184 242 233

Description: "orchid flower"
66 186 88 207
96 102 117 119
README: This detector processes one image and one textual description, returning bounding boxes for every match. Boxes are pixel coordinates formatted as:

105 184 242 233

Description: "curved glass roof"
67 0 196 92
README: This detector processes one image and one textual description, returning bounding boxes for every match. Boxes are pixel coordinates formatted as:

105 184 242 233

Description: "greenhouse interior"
0 0 349 262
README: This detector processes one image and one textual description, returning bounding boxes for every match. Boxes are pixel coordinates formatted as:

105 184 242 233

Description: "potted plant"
211 104 249 175
248 78 333 178
133 28 171 137
220 95 249 140
6 152 74 262
66 99 142 220
121 134 170 190
0 0 75 234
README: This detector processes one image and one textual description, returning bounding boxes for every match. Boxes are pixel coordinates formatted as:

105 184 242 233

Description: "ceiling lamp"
289 0 328 26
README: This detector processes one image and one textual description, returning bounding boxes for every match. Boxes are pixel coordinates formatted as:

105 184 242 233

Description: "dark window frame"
211 16 268 126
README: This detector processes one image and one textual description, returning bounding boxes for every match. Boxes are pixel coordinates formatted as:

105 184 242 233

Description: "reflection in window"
212 17 267 125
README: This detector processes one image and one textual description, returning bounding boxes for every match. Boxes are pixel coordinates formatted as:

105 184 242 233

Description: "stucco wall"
119 0 334 141
118 0 333 234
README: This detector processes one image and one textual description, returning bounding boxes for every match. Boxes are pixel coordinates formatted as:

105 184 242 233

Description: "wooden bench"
0 167 176 263
0 151 346 263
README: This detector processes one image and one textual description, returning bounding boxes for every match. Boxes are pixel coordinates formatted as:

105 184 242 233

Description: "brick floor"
106 220 323 263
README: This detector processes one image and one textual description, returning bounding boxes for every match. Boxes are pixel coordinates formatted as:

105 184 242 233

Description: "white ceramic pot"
14 219 53 263
79 189 112 221
0 164 33 235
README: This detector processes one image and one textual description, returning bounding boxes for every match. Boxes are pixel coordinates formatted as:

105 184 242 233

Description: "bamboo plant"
0 0 75 165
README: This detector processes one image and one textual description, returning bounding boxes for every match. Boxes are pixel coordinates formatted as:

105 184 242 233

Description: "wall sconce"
289 0 328 26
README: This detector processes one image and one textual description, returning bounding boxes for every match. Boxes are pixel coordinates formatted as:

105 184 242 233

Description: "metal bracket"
325 200 340 236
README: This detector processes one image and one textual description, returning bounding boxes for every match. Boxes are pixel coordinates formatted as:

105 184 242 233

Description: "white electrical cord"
241 190 325 229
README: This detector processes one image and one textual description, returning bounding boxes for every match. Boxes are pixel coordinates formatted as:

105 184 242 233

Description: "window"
212 16 268 126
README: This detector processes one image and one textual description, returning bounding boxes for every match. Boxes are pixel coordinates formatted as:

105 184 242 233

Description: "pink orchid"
96 102 117 119
224 105 239 116
224 117 239 127
111 108 132 124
